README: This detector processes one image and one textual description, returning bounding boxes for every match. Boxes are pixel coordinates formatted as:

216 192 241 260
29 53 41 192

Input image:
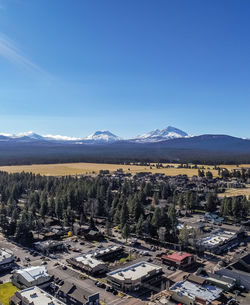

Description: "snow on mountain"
133 126 189 142
0 127 189 144
13 131 44 140
44 134 82 141
84 130 122 143
0 131 80 142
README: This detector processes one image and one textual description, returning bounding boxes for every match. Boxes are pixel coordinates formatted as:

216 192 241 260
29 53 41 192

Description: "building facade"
57 282 100 305
10 286 65 305
67 253 108 275
0 248 14 271
107 261 163 292
162 252 196 269
11 265 51 289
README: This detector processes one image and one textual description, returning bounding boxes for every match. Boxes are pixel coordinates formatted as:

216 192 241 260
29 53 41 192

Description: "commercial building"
0 248 14 271
67 253 108 275
10 286 65 305
197 229 246 254
34 240 66 254
162 252 196 269
169 279 223 305
91 245 124 261
204 213 224 225
215 253 250 290
57 282 100 305
107 261 163 292
11 265 51 289
196 268 236 291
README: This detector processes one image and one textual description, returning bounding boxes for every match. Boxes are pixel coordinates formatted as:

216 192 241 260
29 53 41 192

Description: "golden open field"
218 184 250 198
0 162 249 177
0 162 203 177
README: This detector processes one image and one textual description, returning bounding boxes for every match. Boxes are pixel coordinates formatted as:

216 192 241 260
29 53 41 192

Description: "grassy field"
0 282 18 305
218 184 250 198
0 162 249 178
0 162 218 177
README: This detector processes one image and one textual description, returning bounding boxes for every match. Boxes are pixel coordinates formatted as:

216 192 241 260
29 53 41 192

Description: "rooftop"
0 248 14 264
73 253 106 269
34 240 64 249
17 286 65 305
162 252 193 263
15 265 50 283
228 253 250 274
198 229 236 248
90 244 123 258
170 280 222 302
108 261 162 282
59 282 99 303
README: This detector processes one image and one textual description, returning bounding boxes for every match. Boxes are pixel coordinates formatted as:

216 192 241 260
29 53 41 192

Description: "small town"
1 0 250 304
0 168 249 305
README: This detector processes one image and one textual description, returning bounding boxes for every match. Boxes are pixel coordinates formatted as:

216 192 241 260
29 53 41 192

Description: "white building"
169 280 222 305
197 229 245 254
11 265 51 289
68 253 108 274
107 261 163 292
10 286 65 305
0 248 14 270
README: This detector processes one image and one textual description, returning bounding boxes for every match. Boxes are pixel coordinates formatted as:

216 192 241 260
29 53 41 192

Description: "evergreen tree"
122 223 130 242
120 202 129 227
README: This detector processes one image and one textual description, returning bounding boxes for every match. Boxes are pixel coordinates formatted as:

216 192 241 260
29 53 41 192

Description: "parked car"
106 286 113 292
96 282 106 288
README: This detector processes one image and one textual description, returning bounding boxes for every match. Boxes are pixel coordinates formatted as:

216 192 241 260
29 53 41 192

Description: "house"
11 265 51 289
84 229 104 241
169 279 223 305
10 286 65 305
107 261 163 292
0 248 14 271
57 282 99 305
67 253 108 275
215 253 250 290
162 252 196 269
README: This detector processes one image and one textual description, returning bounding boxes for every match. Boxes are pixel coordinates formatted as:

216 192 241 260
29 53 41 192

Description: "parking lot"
0 234 149 304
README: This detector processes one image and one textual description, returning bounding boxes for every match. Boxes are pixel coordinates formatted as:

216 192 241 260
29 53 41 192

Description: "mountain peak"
135 126 189 142
85 130 121 142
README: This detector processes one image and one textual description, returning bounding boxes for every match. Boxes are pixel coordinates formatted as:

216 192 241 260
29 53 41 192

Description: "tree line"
0 171 249 245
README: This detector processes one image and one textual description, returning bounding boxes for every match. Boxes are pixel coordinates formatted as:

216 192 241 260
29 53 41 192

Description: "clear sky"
0 0 250 139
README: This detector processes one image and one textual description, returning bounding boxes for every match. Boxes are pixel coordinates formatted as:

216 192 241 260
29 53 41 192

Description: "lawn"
0 282 19 305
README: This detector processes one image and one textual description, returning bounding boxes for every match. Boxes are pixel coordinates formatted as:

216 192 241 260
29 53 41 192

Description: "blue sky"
0 0 250 138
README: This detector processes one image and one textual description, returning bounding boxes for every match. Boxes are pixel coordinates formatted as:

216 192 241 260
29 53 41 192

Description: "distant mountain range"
0 126 190 144
0 127 250 165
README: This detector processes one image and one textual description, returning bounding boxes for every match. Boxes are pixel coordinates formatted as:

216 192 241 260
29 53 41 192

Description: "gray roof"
16 266 50 283
170 280 222 302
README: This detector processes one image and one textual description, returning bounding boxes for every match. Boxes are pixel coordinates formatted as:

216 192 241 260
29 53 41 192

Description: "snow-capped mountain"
0 132 80 143
0 126 188 144
84 131 122 143
132 126 190 142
